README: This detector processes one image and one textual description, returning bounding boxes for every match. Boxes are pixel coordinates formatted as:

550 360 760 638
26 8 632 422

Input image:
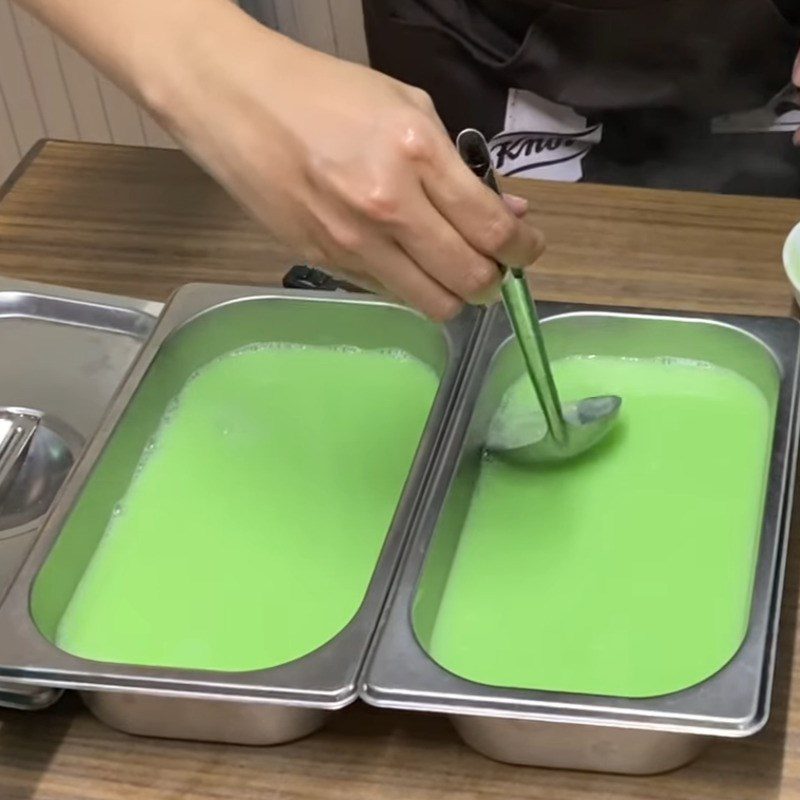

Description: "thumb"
502 193 529 217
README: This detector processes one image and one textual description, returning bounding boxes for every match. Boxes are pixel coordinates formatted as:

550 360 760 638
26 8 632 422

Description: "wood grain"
1 140 800 800
0 141 796 315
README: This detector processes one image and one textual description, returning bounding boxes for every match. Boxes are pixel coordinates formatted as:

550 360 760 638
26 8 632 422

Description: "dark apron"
362 0 800 196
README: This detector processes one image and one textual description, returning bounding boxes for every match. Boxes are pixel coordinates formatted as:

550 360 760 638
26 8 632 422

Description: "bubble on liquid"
95 334 441 550
374 347 412 362
159 395 182 427
228 341 310 359
652 355 714 370
182 341 432 390
331 344 361 356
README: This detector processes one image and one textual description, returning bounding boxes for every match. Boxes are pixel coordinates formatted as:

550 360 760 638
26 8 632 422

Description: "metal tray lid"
0 277 160 710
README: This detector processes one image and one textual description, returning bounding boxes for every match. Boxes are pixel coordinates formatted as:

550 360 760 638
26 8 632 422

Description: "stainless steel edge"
748 322 800 736
0 283 482 712
0 276 161 710
360 301 800 743
351 298 490 685
449 715 711 774
0 276 164 318
81 691 330 745
353 299 500 692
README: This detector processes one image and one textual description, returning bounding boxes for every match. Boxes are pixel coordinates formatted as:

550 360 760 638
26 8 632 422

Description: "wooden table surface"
1 140 800 800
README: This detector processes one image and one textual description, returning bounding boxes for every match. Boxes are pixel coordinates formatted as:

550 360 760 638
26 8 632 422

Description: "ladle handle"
0 412 38 502
455 128 567 444
500 271 568 443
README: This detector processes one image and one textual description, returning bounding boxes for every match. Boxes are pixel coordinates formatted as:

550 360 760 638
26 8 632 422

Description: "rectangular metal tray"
360 302 800 774
0 278 160 709
0 283 481 743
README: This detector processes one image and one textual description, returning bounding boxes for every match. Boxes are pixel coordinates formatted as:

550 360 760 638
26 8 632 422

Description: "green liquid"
427 356 773 697
56 344 438 672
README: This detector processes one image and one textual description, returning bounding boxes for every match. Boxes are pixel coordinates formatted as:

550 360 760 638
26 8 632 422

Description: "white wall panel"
0 83 21 184
140 113 176 149
10 5 78 139
0 0 46 181
272 0 301 41
95 74 146 146
329 0 368 64
53 39 111 142
270 0 366 62
291 1 337 55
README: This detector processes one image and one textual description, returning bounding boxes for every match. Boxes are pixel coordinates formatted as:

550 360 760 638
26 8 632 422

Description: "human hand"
152 11 544 320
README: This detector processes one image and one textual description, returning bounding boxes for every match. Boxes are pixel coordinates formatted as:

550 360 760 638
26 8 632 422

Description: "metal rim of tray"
359 301 800 739
0 278 163 709
0 283 482 710
1 282 797 736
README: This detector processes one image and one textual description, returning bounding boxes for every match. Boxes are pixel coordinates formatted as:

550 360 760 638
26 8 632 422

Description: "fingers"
360 238 464 321
303 176 463 322
390 182 502 306
302 182 464 320
297 109 540 318
306 224 463 319
306 137 502 308
503 193 530 217
420 138 545 268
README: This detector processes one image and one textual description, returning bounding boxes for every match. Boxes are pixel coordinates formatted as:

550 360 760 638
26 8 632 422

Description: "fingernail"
484 285 503 305
522 224 547 261
502 193 529 217
471 282 503 307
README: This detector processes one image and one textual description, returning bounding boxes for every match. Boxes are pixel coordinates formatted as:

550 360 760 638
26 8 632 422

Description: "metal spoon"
456 128 622 464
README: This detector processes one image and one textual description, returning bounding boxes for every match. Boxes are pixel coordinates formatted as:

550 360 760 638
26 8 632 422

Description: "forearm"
12 0 544 320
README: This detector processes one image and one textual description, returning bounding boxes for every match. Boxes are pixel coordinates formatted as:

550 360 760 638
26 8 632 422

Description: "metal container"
0 280 159 710
0 283 480 744
361 303 800 774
